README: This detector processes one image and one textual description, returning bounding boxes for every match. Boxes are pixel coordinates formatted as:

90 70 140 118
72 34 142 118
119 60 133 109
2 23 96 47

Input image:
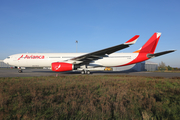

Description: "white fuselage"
3 53 139 68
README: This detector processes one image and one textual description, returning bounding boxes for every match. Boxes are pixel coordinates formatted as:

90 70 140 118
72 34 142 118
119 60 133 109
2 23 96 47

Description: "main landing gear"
81 70 91 74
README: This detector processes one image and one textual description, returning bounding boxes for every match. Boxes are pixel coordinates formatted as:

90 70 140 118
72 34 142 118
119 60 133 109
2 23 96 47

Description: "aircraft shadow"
31 69 138 74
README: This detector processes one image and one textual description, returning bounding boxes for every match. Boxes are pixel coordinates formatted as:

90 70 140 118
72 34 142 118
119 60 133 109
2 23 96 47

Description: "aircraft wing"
70 35 139 65
147 50 176 58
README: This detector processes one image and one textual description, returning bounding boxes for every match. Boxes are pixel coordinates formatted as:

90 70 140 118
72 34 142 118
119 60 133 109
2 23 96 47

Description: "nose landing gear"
18 67 23 73
18 69 23 73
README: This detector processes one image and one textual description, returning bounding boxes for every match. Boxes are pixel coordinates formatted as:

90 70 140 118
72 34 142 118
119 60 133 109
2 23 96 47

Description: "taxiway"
0 69 180 78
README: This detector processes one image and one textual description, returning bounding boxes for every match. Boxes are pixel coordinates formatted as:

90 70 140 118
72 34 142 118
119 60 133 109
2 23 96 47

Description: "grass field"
1 75 180 119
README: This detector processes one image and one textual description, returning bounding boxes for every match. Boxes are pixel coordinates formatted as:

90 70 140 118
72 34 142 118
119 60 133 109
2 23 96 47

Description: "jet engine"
51 62 76 72
51 62 81 72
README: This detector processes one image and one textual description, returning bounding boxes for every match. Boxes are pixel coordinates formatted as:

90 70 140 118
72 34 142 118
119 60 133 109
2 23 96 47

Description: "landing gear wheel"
86 70 91 74
81 70 85 74
18 70 22 73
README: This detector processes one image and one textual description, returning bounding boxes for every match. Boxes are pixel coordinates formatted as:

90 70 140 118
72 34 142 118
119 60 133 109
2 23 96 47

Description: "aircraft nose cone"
3 59 7 64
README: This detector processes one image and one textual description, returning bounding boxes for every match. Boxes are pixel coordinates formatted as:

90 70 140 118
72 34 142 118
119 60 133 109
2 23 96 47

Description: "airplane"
3 32 175 74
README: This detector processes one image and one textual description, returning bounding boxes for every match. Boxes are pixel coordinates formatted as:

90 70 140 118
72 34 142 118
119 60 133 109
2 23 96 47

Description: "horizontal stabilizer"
147 50 176 58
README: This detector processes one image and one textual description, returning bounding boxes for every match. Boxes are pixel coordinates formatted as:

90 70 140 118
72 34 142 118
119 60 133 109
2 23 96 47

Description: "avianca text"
18 55 45 60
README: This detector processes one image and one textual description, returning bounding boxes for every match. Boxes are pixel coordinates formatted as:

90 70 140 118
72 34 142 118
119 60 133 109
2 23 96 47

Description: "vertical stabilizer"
140 32 161 54
133 33 161 54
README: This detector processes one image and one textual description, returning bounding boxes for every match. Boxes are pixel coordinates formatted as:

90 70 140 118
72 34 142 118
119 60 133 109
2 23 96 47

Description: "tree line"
158 61 180 71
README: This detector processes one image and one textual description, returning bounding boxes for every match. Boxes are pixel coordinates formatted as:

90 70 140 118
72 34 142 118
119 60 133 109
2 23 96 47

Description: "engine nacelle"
51 62 74 72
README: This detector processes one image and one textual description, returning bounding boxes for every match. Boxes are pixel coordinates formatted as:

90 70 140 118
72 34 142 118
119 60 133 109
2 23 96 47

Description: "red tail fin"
134 33 161 54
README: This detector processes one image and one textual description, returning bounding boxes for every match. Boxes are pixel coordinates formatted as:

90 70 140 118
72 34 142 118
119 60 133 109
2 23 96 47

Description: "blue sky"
0 0 180 67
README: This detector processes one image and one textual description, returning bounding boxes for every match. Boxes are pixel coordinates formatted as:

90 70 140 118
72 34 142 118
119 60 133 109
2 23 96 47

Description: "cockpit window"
6 57 10 59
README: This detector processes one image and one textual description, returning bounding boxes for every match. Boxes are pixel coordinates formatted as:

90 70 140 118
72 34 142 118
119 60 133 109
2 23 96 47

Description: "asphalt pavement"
0 68 180 78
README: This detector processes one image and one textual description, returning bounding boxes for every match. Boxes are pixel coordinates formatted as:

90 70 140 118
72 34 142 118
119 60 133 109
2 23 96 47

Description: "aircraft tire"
81 70 85 74
18 70 22 73
86 70 91 74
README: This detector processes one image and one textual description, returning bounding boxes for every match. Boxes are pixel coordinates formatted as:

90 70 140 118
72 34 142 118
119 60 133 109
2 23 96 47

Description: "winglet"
124 35 140 45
